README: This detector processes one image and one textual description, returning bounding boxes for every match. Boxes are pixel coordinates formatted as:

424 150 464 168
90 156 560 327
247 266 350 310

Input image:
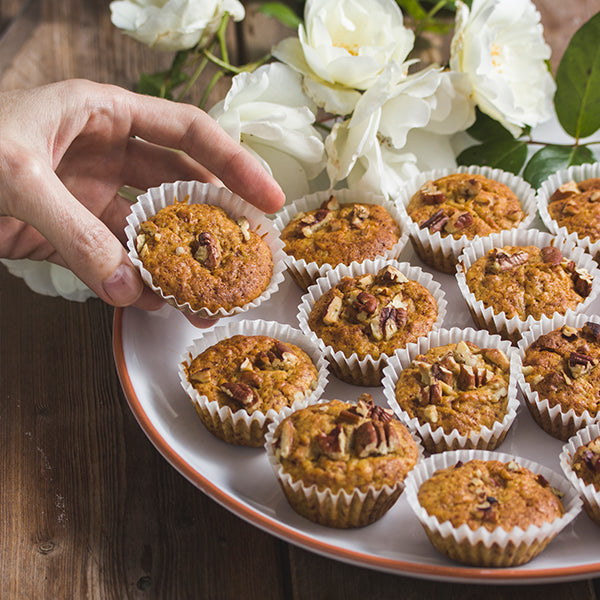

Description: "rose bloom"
273 0 414 115
209 63 326 200
450 0 555 136
110 0 245 51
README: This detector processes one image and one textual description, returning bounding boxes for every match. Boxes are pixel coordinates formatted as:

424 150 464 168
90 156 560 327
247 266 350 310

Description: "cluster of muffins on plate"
123 165 600 569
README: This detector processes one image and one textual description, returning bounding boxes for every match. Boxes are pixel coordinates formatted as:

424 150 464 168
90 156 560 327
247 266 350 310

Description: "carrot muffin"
136 202 273 312
394 341 512 451
307 264 438 361
464 244 593 321
547 178 600 243
521 321 600 439
280 194 401 268
406 173 526 241
183 334 320 446
267 395 420 527
414 457 567 566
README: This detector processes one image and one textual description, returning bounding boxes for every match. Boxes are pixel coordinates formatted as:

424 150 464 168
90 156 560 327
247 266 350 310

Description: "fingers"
114 88 286 213
2 147 143 307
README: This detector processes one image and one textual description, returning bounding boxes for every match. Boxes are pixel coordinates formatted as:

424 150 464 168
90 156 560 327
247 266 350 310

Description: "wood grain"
0 1 599 598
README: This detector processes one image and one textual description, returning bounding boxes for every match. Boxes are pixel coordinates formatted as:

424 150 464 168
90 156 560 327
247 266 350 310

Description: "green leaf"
457 138 528 174
554 12 600 139
396 0 427 20
466 109 514 142
136 70 188 100
258 2 302 29
522 144 595 189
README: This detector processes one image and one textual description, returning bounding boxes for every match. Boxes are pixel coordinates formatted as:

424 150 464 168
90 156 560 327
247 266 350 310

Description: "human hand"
0 79 285 326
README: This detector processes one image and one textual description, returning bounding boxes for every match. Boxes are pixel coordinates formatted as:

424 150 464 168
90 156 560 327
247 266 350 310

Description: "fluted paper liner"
297 257 448 386
125 180 286 319
455 228 600 343
404 449 582 567
273 189 409 291
382 327 520 453
537 162 600 260
560 423 600 526
394 165 537 274
516 313 600 440
264 401 424 528
178 320 329 447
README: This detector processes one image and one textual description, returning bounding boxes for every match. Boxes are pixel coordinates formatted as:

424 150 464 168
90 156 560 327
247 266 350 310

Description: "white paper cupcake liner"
559 423 600 526
455 228 600 343
381 327 520 453
264 400 424 528
394 165 537 274
516 313 600 440
404 449 582 567
272 188 409 290
297 257 448 386
125 180 286 319
178 319 329 447
537 162 600 260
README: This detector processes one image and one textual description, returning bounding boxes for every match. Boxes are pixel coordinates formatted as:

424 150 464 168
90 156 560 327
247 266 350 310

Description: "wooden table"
1 1 599 598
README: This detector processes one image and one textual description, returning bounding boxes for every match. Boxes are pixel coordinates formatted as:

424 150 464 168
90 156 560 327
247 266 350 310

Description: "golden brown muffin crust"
522 322 600 417
548 178 600 242
465 245 593 320
280 195 401 267
418 459 565 532
572 435 600 491
395 341 511 435
406 174 525 240
308 265 438 359
186 335 319 415
137 202 273 311
272 396 419 493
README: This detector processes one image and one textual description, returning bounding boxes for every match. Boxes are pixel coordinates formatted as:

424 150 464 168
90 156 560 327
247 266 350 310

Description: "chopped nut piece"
189 368 211 384
560 325 579 340
568 351 597 379
317 425 347 460
238 371 262 388
423 405 439 424
322 195 340 211
572 267 593 297
431 363 453 385
236 216 251 241
489 249 529 272
583 321 600 341
323 294 343 325
276 420 294 458
349 204 370 228
354 291 378 316
135 233 147 254
419 209 449 233
506 460 521 472
193 232 221 269
419 182 446 205
445 211 474 234
555 180 580 199
239 358 253 371
377 265 408 284
541 246 563 265
337 410 362 425
481 348 510 371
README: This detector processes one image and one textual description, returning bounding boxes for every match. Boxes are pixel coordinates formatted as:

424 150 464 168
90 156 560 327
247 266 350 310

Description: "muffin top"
271 395 419 493
571 435 600 491
280 195 401 267
308 265 438 360
185 335 319 415
522 321 600 417
418 458 565 532
465 245 593 320
406 173 525 240
136 202 273 312
547 178 600 243
395 341 511 435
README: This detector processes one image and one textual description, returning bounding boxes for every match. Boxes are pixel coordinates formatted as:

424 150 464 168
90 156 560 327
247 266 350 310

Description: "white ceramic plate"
113 242 600 584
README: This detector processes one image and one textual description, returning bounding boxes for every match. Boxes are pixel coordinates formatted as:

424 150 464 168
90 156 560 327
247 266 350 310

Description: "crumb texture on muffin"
137 202 273 311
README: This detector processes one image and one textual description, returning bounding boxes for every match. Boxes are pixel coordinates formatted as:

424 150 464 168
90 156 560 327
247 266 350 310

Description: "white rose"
450 0 556 136
273 0 414 114
209 63 326 201
110 0 245 52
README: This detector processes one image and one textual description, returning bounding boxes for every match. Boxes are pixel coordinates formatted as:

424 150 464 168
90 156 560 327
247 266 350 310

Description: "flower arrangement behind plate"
7 0 600 300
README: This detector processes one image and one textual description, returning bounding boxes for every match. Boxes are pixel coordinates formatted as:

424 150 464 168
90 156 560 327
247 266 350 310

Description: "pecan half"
193 232 221 269
419 209 449 233
489 249 529 272
370 306 405 341
220 382 259 409
354 421 399 457
317 425 348 460
541 246 563 265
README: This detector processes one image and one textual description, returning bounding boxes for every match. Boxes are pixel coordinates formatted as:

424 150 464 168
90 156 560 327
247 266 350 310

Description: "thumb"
7 164 143 307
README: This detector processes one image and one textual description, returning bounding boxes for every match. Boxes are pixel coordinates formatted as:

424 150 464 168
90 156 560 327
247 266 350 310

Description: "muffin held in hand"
409 456 574 567
547 178 600 244
407 173 525 240
183 334 322 447
280 194 401 269
521 321 600 440
136 202 273 313
394 341 513 452
308 264 438 361
465 244 593 321
266 395 420 528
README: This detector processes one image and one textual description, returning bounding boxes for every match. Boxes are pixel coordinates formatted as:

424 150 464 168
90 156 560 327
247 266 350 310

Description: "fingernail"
102 264 143 306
